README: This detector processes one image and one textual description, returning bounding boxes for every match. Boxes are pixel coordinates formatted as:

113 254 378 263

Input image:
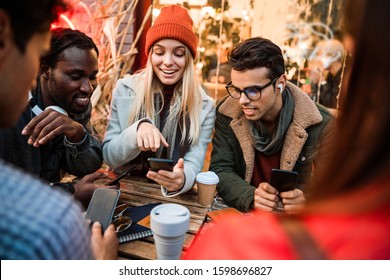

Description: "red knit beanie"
145 5 198 58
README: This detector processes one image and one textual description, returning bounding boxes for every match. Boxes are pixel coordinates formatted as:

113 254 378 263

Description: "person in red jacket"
185 0 390 260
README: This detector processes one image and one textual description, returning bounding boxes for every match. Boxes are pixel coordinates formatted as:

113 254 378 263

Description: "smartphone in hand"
85 188 120 232
147 158 174 172
270 169 299 193
105 165 136 186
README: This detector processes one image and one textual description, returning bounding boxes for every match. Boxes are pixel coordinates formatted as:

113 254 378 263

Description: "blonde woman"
103 5 215 197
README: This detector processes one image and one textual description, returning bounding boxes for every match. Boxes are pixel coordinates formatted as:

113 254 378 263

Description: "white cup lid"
151 204 190 237
196 171 219 184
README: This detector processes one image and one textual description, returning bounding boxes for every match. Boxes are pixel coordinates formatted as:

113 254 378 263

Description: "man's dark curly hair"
228 37 285 80
40 27 99 74
0 0 67 53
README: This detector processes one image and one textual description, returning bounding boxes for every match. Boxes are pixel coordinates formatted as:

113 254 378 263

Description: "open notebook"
117 202 162 244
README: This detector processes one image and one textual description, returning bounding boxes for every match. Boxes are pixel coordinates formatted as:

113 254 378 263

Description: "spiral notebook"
117 202 162 244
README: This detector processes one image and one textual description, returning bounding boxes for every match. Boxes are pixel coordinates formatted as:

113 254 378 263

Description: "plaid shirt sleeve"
0 160 93 259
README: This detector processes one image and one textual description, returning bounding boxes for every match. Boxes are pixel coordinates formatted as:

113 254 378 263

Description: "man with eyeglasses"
210 37 335 213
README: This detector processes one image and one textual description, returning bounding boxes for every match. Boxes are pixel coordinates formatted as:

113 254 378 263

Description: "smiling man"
0 27 102 183
210 37 335 213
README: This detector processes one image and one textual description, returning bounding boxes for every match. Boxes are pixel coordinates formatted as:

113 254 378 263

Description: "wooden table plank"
119 240 156 260
120 179 204 207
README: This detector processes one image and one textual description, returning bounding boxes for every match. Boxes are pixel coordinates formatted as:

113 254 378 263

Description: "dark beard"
47 77 69 110
47 78 86 115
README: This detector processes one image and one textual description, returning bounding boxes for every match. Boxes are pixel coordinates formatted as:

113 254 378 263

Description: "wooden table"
116 177 211 260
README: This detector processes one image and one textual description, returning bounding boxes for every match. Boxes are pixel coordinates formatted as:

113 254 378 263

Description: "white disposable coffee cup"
150 204 190 260
196 171 219 205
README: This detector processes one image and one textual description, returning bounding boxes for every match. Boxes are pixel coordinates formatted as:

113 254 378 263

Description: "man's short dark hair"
0 0 66 53
229 37 285 80
40 28 99 74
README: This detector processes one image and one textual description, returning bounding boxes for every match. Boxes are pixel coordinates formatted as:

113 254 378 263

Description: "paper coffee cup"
150 204 190 260
196 171 219 206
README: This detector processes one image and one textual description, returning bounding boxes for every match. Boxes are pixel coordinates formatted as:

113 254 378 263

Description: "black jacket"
0 84 103 182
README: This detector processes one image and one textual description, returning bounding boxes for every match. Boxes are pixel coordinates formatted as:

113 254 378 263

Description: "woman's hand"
136 122 169 152
146 158 185 192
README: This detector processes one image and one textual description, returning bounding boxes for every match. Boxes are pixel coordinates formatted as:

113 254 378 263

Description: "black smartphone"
105 165 136 186
85 188 120 232
270 169 299 193
147 158 174 172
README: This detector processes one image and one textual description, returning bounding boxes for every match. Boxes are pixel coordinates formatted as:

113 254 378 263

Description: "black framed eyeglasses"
225 77 279 101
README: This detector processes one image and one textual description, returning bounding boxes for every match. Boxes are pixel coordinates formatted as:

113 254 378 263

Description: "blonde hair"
128 45 202 145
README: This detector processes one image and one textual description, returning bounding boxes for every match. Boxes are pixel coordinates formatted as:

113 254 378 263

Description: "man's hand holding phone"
279 188 305 213
253 182 280 212
253 169 305 213
85 188 120 259
269 169 305 213
85 188 120 232
90 222 118 260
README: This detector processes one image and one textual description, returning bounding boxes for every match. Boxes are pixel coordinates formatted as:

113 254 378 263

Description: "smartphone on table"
85 188 120 232
269 169 299 193
147 158 174 172
105 165 136 186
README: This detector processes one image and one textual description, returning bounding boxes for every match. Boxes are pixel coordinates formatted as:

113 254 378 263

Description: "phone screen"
270 169 299 193
105 165 136 186
147 158 174 172
85 188 120 232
